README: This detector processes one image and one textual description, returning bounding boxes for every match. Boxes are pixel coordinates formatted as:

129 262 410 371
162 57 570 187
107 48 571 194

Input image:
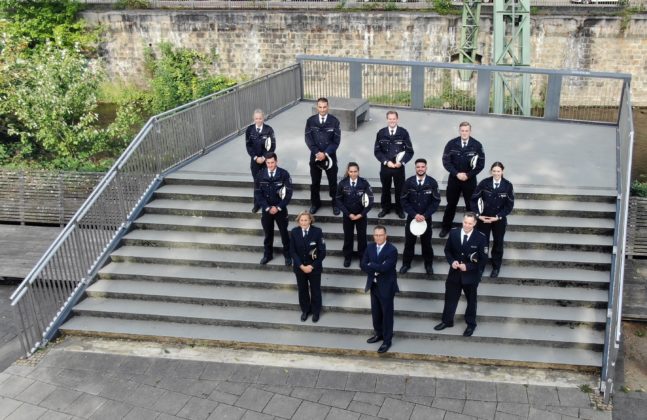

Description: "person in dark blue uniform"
290 211 327 323
434 212 488 337
245 109 276 213
400 158 441 276
374 111 414 219
361 225 399 354
439 122 485 238
254 153 293 266
305 97 341 215
335 162 374 268
470 161 514 278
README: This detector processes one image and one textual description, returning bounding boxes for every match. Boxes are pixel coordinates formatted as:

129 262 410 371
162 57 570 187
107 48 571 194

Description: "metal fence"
78 0 643 9
0 170 103 226
9 64 302 357
297 55 629 123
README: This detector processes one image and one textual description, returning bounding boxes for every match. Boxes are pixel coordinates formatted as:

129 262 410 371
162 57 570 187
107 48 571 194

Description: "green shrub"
631 180 647 197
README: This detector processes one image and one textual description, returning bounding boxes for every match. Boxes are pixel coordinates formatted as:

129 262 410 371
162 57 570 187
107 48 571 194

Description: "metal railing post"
544 74 562 121
349 62 363 99
475 67 492 115
411 65 425 110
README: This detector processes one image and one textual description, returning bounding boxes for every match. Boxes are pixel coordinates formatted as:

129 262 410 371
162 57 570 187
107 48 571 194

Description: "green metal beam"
493 0 531 115
457 0 482 81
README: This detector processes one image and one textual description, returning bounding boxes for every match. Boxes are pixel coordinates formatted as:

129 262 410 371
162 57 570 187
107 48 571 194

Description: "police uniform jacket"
374 127 414 166
471 177 514 220
442 136 485 179
335 177 374 217
361 241 400 298
245 124 276 161
305 114 341 160
401 176 441 219
289 226 326 273
444 228 488 285
254 167 293 211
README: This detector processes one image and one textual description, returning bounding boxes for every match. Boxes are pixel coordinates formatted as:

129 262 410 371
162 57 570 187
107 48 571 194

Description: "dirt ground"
621 321 647 392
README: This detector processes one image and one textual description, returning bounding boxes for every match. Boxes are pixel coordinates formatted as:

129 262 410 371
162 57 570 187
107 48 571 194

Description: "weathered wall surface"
83 10 647 105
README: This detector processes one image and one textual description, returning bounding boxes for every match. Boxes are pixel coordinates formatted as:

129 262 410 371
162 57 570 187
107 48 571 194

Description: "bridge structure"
10 57 633 401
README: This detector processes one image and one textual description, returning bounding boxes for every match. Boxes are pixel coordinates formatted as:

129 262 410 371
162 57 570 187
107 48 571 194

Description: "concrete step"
110 243 611 272
84 279 607 325
134 210 615 237
60 316 603 368
97 262 608 306
164 172 617 204
125 221 613 253
152 184 616 218
71 298 605 348
100 260 610 289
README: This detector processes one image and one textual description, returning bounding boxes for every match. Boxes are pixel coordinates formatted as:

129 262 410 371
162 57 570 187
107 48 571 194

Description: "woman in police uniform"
470 162 514 278
289 211 326 323
335 162 374 268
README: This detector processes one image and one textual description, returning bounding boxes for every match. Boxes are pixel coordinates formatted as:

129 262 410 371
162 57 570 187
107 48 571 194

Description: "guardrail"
297 55 630 124
10 64 302 357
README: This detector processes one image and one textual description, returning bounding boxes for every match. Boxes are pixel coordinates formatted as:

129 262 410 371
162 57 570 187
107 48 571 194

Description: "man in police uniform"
245 109 276 213
439 121 485 238
400 158 441 276
254 153 293 266
374 110 414 219
434 212 488 337
305 97 341 215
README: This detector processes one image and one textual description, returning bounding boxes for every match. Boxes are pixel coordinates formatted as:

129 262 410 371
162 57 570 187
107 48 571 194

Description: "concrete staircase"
60 172 615 371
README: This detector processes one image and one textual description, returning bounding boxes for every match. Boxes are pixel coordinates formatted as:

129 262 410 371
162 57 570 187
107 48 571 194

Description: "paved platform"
182 101 617 195
0 225 61 281
0 337 611 420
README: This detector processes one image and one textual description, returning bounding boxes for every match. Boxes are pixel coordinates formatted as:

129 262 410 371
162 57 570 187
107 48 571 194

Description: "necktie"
390 129 394 136
495 182 500 189
303 230 308 237
320 117 325 125
462 142 467 148
463 234 468 245
376 245 382 255
351 181 356 189
418 180 422 187
257 127 261 133
270 171 274 179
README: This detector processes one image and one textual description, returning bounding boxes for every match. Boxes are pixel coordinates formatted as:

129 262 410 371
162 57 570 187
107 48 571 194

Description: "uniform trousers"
295 271 322 316
370 283 394 345
379 166 405 212
441 276 478 327
442 177 477 229
342 216 367 259
476 218 507 269
402 217 434 265
250 162 265 204
261 210 290 258
309 161 338 208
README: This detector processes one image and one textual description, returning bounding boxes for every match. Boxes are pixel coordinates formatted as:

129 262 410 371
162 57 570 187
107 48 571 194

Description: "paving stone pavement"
0 347 612 420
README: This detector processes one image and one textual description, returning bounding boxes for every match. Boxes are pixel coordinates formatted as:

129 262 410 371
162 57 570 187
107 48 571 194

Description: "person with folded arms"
470 161 514 278
335 162 374 268
290 211 327 323
374 110 414 220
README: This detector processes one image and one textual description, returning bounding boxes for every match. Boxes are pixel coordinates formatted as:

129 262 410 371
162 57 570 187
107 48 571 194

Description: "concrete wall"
84 10 647 105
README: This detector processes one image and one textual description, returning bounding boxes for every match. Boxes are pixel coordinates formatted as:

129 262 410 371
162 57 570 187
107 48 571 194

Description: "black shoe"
397 210 406 219
251 205 260 213
377 343 391 353
312 313 320 323
343 257 351 268
463 326 476 337
439 228 450 238
301 312 309 322
333 207 341 216
377 210 390 218
309 205 320 214
260 256 273 265
490 268 500 278
425 264 434 275
399 265 410 274
366 335 383 344
434 322 453 331
285 256 292 266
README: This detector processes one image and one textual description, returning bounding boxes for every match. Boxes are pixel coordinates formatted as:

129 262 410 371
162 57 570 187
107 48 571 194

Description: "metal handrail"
10 63 302 356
